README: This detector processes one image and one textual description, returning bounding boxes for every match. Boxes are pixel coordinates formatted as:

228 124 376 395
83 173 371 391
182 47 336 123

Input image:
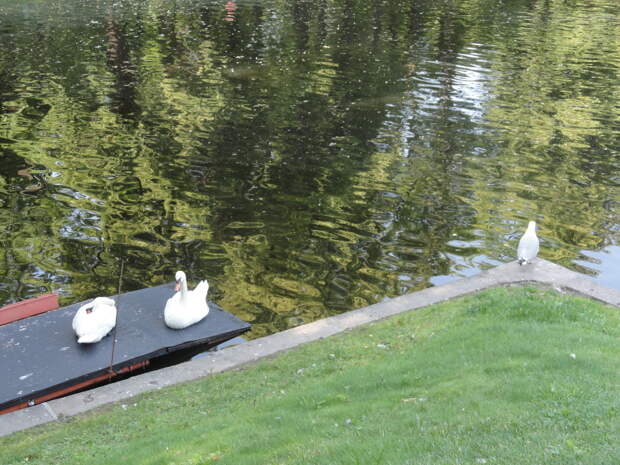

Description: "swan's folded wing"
194 280 210 298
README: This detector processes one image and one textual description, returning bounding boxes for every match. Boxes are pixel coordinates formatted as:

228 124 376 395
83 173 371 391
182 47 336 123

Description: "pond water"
0 0 618 338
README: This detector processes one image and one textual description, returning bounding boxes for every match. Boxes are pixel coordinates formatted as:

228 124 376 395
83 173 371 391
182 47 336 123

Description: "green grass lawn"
2 286 620 465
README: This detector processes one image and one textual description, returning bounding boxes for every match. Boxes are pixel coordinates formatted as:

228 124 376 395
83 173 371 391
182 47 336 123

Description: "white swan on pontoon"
164 271 210 329
72 297 117 344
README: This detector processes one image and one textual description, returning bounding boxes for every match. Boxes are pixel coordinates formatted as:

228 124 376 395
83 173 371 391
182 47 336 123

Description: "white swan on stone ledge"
164 271 210 329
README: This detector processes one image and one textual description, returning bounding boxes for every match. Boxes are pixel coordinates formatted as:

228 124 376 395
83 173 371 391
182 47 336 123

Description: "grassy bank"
2 286 619 464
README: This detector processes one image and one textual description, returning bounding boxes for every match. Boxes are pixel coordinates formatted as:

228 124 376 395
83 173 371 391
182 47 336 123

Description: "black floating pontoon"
0 283 250 413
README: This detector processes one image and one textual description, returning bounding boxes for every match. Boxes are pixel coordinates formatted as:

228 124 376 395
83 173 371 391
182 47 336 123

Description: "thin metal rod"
108 259 124 374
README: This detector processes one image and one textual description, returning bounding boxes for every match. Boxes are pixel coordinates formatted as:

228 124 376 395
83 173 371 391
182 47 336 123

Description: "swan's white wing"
194 280 209 299
98 301 117 332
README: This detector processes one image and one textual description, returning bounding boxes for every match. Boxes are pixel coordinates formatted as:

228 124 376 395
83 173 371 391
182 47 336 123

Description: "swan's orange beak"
175 280 181 291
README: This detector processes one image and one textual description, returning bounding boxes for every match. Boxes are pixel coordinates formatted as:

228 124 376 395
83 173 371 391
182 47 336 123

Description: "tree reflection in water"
0 0 618 337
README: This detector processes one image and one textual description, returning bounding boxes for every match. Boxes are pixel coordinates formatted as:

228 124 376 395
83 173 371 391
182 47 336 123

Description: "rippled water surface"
0 0 618 337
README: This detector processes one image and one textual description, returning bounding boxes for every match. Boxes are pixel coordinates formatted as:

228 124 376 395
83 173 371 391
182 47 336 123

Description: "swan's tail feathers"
77 334 103 344
195 280 210 299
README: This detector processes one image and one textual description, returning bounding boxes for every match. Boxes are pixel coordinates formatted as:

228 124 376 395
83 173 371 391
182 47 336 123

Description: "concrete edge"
1 258 619 437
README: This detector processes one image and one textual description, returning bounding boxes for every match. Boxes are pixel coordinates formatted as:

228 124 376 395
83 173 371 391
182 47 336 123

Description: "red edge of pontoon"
0 293 60 326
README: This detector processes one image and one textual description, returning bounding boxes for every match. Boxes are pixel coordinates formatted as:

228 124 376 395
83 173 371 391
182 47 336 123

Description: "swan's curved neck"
179 280 189 300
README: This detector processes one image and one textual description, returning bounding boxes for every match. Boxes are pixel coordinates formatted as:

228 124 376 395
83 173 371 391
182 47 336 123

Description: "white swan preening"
164 271 210 329
72 297 117 344
517 221 539 265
